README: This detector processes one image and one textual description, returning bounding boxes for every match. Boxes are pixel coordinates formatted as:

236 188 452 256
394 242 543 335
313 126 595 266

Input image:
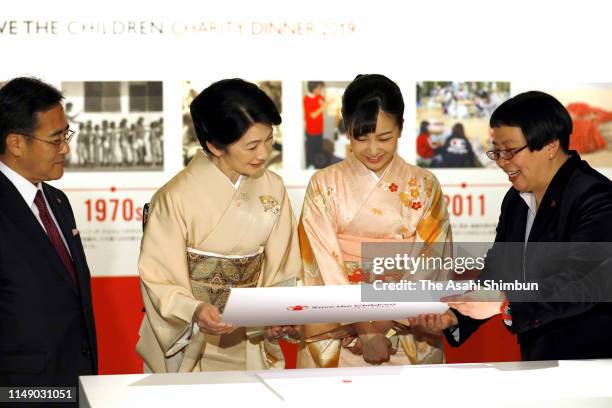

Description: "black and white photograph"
61 81 164 171
182 80 283 170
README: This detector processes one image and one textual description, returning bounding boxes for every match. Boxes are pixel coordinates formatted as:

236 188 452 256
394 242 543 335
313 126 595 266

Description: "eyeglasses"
485 144 528 161
23 129 76 150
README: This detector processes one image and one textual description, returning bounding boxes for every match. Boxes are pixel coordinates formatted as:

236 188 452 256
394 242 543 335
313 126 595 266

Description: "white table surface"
80 359 612 407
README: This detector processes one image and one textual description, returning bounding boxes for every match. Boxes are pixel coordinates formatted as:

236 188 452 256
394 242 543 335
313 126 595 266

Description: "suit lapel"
528 201 559 243
506 193 529 242
43 184 83 295
0 172 79 295
44 186 97 367
523 155 582 279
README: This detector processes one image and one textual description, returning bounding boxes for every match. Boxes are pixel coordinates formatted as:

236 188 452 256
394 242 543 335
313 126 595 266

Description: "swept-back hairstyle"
190 78 281 153
0 77 64 154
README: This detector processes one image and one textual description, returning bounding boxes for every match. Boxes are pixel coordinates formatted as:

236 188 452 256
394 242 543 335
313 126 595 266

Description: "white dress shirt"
519 192 537 245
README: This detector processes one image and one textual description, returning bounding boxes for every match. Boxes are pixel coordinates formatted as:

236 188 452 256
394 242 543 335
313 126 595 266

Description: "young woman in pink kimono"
137 79 302 373
298 74 452 368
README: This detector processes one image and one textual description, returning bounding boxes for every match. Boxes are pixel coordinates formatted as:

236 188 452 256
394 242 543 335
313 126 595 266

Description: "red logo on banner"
287 305 309 311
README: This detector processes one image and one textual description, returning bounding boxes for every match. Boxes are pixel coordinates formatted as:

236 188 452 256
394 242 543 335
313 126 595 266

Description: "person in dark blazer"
412 91 612 361
0 77 97 390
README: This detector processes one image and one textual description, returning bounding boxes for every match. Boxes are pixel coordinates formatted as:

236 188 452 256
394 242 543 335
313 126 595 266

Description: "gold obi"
187 247 264 312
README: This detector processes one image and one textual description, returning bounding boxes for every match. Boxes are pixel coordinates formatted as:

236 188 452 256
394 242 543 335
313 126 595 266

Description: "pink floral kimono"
298 153 452 368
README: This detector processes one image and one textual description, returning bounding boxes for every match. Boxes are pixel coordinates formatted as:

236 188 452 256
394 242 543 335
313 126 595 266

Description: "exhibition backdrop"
3 0 611 373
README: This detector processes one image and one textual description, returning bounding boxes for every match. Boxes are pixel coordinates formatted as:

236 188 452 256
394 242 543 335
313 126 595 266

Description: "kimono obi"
337 233 415 284
187 246 264 312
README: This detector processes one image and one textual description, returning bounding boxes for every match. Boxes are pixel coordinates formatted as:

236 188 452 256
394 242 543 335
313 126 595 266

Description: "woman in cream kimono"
137 79 302 373
298 74 452 368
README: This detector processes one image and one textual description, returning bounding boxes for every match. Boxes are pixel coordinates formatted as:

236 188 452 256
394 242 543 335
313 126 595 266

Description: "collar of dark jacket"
533 150 581 210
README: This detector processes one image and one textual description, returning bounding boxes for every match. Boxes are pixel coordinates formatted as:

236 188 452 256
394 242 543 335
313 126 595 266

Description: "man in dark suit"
0 78 97 391
413 91 612 361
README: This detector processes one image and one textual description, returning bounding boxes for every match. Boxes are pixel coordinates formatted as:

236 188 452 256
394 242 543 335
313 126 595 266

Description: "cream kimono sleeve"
260 182 302 288
138 189 202 358
253 182 303 369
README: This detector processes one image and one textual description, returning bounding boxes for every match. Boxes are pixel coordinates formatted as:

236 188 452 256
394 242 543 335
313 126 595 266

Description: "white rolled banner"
221 284 462 326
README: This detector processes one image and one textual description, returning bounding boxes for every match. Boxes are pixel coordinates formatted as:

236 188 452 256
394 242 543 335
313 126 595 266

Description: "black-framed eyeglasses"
486 144 529 161
24 129 76 150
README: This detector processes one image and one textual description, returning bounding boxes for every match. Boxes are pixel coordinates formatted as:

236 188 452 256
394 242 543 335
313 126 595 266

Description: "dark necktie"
34 190 77 283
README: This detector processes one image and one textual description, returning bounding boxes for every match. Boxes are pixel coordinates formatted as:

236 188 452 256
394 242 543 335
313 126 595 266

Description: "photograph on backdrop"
302 80 351 170
61 81 164 171
416 81 511 169
513 83 612 168
182 80 283 170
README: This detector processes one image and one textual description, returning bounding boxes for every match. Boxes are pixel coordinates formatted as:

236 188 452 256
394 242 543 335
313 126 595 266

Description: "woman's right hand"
408 309 458 333
194 303 234 335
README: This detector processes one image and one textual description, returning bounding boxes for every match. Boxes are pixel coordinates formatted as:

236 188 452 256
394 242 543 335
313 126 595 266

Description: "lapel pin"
550 200 556 208
57 198 62 204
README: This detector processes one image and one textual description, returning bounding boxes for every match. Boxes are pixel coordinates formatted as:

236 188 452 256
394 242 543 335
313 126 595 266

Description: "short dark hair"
419 120 429 134
489 91 572 152
190 78 281 153
307 81 324 93
0 77 64 154
451 123 465 138
341 74 404 139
